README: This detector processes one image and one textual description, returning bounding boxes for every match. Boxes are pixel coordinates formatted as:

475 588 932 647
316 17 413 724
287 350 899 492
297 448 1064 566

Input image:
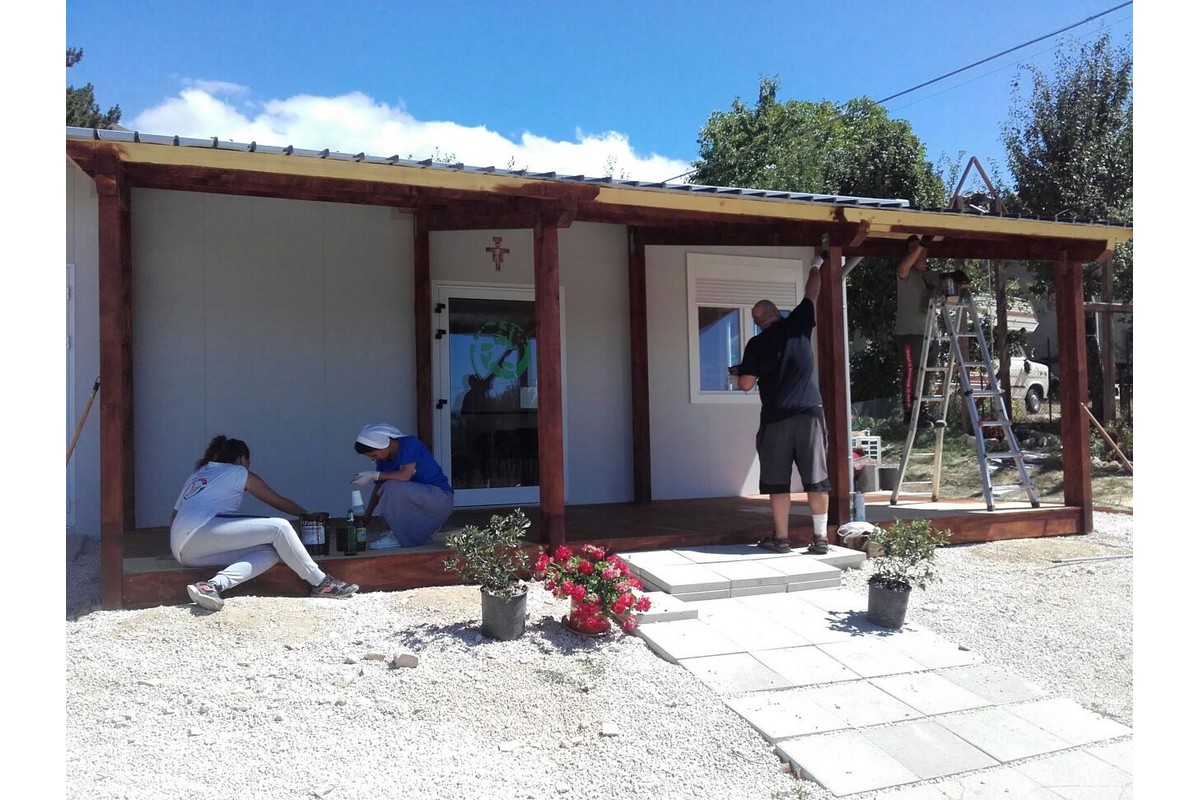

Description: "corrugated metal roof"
65 126 1131 229
66 126 912 209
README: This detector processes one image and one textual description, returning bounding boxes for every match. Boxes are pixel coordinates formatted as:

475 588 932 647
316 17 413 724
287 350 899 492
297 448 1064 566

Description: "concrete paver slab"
700 609 814 651
726 688 848 743
777 729 922 797
886 626 983 670
679 652 792 695
619 549 695 574
805 681 924 727
872 784 953 800
669 544 766 563
935 705 1074 762
870 672 994 716
635 562 730 594
751 646 859 687
672 588 731 601
777 734 916 800
1084 738 1134 773
863 719 998 780
817 636 929 678
634 618 743 664
706 559 793 588
1006 698 1133 746
633 591 698 624
1013 749 1134 799
731 584 789 598
920 766 1065 799
791 586 869 613
937 663 1047 704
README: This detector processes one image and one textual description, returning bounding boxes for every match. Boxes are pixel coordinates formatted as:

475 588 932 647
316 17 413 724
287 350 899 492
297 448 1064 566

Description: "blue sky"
64 0 1133 189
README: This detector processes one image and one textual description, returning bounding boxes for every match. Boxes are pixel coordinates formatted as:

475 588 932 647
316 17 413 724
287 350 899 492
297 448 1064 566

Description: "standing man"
896 234 939 429
731 251 831 554
351 423 455 549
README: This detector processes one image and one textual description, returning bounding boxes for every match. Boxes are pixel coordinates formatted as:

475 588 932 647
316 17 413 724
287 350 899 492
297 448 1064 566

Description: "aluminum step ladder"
890 289 1039 511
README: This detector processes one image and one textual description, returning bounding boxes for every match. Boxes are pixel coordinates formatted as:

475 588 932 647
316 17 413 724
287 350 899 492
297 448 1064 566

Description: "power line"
875 2 1132 105
662 2 1131 184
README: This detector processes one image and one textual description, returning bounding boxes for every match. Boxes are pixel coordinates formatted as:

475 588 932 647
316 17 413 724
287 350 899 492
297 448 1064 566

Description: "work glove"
351 471 381 485
810 254 824 270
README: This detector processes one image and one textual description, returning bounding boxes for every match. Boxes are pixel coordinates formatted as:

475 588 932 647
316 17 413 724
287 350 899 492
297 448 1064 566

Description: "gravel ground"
64 511 1133 800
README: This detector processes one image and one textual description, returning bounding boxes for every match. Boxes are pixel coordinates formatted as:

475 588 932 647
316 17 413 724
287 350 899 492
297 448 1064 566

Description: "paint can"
300 512 329 556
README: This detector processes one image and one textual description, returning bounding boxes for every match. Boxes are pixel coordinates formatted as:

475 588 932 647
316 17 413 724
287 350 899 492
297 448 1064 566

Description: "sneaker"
311 575 359 598
367 531 401 550
806 538 830 555
187 581 224 611
756 536 792 553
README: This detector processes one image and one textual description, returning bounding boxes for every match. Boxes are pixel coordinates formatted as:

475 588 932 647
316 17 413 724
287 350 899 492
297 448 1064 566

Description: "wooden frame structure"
66 131 1132 608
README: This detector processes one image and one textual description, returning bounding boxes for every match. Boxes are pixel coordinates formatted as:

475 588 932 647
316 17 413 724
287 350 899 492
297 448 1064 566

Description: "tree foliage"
1002 31 1132 409
691 76 947 401
67 48 122 129
1002 31 1132 301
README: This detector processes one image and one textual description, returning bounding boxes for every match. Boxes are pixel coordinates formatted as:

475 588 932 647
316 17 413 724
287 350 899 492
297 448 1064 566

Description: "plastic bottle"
344 509 357 556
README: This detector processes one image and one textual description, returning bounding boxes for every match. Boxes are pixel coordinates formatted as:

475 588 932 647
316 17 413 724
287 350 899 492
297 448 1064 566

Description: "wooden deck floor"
117 492 1083 608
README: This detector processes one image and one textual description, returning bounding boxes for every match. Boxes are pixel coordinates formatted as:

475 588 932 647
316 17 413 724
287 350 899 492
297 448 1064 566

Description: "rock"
498 740 522 752
135 679 161 688
578 714 593 729
558 739 572 749
188 727 202 737
362 652 387 661
556 786 570 794
334 672 357 688
391 653 420 669
600 722 620 737
311 784 335 797
344 655 360 664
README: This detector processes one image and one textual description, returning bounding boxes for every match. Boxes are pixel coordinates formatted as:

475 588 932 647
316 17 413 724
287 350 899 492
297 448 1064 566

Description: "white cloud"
131 86 693 183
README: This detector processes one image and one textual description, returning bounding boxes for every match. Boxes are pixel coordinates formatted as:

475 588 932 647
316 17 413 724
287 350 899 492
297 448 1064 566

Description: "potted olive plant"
443 509 532 641
866 518 951 629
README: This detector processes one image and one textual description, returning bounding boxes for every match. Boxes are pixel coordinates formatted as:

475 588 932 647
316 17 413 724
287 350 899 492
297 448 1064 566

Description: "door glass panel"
448 297 538 490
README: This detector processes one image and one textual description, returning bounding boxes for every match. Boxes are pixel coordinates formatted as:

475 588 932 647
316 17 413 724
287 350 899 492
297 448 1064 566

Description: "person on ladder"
895 234 939 430
729 251 831 555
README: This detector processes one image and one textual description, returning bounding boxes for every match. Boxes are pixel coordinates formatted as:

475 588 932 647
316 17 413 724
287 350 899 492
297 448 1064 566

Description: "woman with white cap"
351 423 454 549
171 435 359 611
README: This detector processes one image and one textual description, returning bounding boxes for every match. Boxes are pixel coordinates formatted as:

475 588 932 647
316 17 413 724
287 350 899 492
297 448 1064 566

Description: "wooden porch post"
816 244 851 528
534 219 566 549
413 214 433 448
1054 254 1093 532
627 230 652 503
95 153 134 609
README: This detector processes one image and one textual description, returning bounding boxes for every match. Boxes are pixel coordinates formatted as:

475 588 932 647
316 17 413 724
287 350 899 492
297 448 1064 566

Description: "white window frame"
685 253 806 404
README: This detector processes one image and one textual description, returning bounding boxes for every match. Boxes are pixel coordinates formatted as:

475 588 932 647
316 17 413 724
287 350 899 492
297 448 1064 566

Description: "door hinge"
435 329 446 339
435 303 446 313
436 398 448 409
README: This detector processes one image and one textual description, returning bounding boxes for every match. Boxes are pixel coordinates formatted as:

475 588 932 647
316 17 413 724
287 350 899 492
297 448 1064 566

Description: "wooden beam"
95 153 134 609
534 221 566 549
628 231 652 502
414 214 433 448
1084 302 1132 314
817 245 851 528
1054 255 1093 531
1100 255 1117 422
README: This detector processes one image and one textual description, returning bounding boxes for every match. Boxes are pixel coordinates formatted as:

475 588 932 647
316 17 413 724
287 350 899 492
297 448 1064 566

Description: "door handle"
436 398 448 409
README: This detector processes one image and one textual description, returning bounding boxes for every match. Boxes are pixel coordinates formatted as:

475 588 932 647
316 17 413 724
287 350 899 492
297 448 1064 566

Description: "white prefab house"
65 128 1131 608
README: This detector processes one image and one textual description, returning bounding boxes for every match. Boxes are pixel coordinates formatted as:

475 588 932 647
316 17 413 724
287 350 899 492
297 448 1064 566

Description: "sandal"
805 538 830 555
756 536 792 553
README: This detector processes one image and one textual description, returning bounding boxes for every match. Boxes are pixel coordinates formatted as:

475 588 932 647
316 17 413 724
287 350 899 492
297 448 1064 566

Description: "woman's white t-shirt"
170 462 248 555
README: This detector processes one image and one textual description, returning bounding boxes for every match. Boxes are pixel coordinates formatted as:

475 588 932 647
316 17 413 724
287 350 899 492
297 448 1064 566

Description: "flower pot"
866 581 912 629
480 586 527 641
562 598 612 637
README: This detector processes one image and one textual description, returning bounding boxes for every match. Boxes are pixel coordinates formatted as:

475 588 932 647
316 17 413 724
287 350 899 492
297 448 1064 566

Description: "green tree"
1002 31 1132 405
692 76 947 402
67 48 122 129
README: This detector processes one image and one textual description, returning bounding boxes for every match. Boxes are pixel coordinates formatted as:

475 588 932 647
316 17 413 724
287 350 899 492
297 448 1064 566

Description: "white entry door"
434 283 548 508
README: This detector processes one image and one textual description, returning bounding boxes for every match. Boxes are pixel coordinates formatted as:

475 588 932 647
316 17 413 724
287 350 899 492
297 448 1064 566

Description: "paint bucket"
940 273 961 304
300 512 329 556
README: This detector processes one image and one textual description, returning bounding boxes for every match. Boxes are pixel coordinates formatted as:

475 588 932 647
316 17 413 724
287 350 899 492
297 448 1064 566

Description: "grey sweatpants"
173 515 326 591
375 481 455 546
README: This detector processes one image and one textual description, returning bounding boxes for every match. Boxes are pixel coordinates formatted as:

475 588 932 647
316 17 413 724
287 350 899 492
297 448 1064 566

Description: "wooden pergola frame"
66 134 1132 609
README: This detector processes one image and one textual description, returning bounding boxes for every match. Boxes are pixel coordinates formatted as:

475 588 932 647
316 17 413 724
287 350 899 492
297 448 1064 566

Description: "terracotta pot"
563 598 612 636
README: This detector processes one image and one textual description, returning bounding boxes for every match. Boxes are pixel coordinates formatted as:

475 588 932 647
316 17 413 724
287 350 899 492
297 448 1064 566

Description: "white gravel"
64 512 1132 800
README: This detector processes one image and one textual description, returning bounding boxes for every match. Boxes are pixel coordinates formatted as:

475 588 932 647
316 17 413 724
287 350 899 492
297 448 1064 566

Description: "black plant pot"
480 586 528 641
866 580 912 629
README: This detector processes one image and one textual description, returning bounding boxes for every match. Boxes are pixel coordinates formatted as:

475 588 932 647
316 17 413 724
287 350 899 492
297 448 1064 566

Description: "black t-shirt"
739 298 823 423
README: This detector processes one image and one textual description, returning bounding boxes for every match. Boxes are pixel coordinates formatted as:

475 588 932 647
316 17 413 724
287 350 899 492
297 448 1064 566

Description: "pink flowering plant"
533 544 652 633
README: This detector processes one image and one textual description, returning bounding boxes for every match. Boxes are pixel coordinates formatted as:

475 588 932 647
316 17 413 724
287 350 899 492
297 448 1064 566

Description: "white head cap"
356 423 404 449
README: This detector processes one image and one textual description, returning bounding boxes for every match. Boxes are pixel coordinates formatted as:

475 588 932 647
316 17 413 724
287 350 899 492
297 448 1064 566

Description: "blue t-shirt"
375 436 452 493
739 298 823 424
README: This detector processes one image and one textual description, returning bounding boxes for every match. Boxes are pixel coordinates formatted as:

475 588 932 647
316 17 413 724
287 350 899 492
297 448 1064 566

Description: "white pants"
173 515 326 591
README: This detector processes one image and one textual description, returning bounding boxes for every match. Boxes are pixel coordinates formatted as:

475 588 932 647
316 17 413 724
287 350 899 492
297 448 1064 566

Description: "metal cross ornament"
485 237 510 272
